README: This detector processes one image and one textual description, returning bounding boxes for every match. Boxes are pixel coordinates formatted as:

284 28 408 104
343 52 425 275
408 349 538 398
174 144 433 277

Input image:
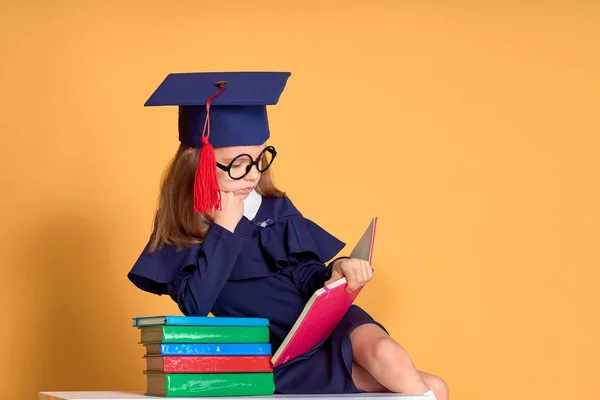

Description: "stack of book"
133 315 275 397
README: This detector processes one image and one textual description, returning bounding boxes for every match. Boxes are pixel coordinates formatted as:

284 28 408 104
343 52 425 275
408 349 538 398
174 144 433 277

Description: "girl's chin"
234 187 254 197
234 191 251 199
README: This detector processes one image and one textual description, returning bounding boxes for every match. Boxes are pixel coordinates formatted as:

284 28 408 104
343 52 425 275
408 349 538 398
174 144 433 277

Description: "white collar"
243 189 262 221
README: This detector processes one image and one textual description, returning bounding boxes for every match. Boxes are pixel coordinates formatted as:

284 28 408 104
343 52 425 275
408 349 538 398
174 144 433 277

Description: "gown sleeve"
127 222 245 316
166 223 245 316
284 213 348 299
290 256 350 299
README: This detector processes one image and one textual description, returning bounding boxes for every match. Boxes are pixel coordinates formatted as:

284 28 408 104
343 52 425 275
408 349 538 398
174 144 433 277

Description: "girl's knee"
351 324 413 369
370 336 412 367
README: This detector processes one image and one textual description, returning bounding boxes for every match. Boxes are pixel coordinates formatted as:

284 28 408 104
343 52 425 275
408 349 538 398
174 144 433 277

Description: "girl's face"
214 144 266 200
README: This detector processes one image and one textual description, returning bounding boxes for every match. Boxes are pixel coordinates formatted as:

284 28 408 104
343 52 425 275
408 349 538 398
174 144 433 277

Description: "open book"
271 217 377 367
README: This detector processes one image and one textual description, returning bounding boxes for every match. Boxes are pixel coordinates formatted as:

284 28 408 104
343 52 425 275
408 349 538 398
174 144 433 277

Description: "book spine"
154 343 272 356
165 372 275 396
165 316 269 327
161 326 269 343
161 356 273 373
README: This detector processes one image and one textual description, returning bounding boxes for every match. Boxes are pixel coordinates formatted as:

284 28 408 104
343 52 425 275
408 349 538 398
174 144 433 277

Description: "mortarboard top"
144 71 291 214
145 71 291 148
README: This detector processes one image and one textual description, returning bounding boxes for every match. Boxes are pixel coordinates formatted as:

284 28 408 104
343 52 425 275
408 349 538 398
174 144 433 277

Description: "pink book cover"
271 217 377 367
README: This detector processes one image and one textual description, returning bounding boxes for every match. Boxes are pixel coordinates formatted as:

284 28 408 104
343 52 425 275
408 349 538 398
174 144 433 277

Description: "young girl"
128 72 448 399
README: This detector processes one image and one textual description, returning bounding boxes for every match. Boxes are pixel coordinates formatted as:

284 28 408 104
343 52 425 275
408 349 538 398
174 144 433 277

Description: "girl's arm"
291 256 350 299
166 223 245 316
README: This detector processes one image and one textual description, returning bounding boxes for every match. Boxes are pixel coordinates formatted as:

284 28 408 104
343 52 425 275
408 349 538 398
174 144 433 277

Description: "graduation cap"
145 71 291 214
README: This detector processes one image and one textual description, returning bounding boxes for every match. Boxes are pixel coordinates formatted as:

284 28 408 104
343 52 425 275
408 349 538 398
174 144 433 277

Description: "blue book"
133 315 269 327
144 343 272 356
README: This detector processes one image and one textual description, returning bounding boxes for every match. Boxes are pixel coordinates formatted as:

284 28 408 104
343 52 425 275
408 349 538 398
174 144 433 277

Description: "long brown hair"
148 143 285 252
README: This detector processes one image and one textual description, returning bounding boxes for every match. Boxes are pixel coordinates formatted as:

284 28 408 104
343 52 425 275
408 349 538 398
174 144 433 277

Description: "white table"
39 392 428 400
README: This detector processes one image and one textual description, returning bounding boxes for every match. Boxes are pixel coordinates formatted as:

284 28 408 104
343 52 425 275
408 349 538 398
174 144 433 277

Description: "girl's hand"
324 258 373 291
209 191 244 232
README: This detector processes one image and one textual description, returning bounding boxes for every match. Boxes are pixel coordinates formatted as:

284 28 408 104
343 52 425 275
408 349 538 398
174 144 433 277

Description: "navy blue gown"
128 195 387 393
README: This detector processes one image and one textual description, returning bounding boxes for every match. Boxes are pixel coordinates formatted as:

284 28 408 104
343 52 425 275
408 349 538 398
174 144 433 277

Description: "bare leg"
351 361 389 392
420 371 449 400
352 365 449 400
350 323 448 398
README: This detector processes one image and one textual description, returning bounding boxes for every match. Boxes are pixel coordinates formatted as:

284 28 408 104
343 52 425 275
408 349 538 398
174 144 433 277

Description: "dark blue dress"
128 195 387 394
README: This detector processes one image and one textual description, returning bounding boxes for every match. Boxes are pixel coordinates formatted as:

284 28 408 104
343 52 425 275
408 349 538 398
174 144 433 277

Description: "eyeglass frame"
216 146 277 180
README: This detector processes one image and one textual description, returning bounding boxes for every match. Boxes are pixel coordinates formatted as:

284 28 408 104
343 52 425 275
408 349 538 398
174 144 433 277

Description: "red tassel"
194 136 221 213
193 81 226 213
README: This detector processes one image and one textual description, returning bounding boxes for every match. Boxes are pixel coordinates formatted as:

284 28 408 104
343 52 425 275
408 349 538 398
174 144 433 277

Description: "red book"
145 355 273 373
271 217 377 367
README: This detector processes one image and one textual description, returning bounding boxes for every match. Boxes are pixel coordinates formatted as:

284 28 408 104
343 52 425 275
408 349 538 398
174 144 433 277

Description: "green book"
145 372 275 397
139 325 270 344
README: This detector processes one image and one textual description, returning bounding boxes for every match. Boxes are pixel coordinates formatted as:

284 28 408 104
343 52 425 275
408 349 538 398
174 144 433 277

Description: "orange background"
1 1 599 399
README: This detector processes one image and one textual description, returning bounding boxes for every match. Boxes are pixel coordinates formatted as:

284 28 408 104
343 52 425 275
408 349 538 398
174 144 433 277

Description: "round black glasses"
216 146 277 180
